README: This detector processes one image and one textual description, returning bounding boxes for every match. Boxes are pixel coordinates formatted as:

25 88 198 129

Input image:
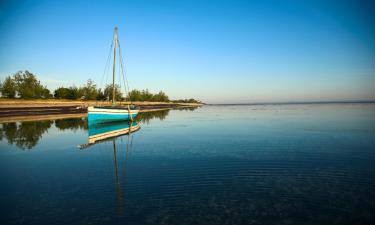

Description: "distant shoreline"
207 100 375 106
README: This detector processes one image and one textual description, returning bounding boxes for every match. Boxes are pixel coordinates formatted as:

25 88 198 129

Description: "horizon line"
205 100 375 105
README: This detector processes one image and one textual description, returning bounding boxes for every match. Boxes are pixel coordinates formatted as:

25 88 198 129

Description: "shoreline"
0 99 203 107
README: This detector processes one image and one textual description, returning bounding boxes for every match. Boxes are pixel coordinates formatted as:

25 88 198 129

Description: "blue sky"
0 0 374 103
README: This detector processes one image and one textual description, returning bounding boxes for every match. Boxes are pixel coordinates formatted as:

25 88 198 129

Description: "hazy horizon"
1 0 374 104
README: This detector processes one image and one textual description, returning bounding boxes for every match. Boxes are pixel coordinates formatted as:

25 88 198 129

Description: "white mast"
112 27 118 105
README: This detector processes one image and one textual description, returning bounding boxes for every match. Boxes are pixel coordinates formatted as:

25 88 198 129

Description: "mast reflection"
79 121 140 215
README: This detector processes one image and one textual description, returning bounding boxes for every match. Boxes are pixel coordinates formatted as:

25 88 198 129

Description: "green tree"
96 88 107 100
54 87 70 99
67 86 82 100
128 89 141 101
41 87 52 98
172 98 200 103
152 91 169 102
0 76 16 98
127 89 170 102
13 71 50 99
54 86 82 99
140 89 153 101
79 79 98 100
104 84 122 101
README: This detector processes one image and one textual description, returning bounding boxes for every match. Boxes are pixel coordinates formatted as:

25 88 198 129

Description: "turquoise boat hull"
88 112 138 124
87 106 139 124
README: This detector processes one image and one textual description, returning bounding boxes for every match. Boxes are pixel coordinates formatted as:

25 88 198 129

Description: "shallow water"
1 104 375 225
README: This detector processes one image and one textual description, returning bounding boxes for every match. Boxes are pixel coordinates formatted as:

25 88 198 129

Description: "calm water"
1 104 375 225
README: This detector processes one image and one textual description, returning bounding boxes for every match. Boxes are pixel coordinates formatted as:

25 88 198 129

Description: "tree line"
0 71 201 103
0 71 51 99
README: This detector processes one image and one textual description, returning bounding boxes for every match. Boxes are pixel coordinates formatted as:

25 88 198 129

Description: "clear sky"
0 0 374 103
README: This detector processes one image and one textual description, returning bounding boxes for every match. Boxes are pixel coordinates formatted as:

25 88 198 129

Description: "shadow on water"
0 107 199 150
136 110 170 124
55 118 88 131
0 120 53 150
136 106 199 124
175 106 199 111
0 119 86 150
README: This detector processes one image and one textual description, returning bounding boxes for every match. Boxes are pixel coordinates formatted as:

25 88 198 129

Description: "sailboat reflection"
79 121 140 148
80 121 140 215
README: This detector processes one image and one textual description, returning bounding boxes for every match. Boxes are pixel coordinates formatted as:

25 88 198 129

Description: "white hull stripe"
89 126 140 143
88 107 139 114
88 111 139 115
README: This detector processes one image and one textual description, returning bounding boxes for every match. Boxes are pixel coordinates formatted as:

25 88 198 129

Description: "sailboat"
88 27 139 124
